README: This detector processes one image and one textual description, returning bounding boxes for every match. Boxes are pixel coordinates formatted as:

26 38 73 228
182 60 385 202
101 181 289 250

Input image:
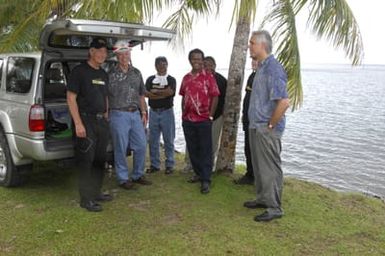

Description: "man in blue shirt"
243 30 290 222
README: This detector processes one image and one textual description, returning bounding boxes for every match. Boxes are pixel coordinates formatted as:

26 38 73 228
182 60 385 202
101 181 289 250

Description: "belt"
80 112 105 120
111 106 138 112
151 107 171 112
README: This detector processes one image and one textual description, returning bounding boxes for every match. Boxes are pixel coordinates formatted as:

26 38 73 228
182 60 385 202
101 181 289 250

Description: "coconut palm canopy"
0 0 364 170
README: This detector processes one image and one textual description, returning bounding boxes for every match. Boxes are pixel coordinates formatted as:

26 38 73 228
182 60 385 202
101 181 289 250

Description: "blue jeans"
109 110 146 183
182 120 213 182
149 108 175 169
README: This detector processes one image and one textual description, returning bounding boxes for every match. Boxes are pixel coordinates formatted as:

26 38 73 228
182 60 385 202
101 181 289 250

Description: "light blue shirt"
248 55 288 135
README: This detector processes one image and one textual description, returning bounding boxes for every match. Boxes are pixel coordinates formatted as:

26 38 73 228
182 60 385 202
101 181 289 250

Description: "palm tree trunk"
216 16 250 173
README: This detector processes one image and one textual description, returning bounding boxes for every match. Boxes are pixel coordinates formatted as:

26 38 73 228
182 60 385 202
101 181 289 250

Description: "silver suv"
0 19 173 187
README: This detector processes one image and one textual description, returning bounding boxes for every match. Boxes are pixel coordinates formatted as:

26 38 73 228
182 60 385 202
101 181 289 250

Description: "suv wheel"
0 129 30 187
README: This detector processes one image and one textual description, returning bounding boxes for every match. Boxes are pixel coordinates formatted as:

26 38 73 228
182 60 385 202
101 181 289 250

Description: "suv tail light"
29 104 45 132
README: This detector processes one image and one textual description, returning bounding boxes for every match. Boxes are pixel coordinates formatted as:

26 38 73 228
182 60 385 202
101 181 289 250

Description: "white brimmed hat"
112 40 131 53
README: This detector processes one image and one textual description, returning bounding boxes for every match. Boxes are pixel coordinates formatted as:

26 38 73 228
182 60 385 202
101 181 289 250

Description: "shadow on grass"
22 161 77 189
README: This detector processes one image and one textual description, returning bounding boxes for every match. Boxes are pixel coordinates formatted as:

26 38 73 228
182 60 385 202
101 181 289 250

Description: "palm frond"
0 0 79 52
162 3 193 49
0 0 54 52
142 0 172 23
73 0 141 22
162 0 220 48
73 0 177 24
261 0 303 110
306 0 364 65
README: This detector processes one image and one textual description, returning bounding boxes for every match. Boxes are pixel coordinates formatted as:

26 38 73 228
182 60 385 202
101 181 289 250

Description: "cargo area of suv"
43 61 76 152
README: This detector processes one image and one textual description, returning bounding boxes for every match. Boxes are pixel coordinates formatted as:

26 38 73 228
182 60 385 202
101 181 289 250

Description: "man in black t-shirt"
234 59 258 185
145 56 177 174
67 37 112 212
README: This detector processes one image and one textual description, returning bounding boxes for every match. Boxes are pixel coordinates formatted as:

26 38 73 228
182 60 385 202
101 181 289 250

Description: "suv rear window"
6 57 35 94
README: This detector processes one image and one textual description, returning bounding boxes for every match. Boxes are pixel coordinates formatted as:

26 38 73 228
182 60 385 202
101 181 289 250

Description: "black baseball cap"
90 37 107 49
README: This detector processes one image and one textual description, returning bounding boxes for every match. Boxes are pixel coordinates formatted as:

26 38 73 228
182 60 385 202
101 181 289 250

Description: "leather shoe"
132 176 152 185
200 181 210 194
80 200 102 212
95 193 113 202
254 211 282 222
243 200 267 209
146 166 160 174
165 167 174 175
234 175 254 185
119 180 136 190
187 175 201 183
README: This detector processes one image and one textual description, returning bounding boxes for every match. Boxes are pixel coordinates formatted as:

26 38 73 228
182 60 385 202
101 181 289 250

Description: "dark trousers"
183 120 213 182
74 116 109 202
244 126 254 179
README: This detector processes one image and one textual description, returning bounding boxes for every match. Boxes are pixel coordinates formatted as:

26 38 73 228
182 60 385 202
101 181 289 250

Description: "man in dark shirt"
203 56 227 171
234 60 258 185
67 37 112 212
145 56 177 174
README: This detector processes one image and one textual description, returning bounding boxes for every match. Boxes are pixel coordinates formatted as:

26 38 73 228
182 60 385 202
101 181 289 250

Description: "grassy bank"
1 153 384 255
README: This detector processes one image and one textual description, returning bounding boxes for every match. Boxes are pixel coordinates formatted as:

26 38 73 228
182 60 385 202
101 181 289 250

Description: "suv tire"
0 129 30 187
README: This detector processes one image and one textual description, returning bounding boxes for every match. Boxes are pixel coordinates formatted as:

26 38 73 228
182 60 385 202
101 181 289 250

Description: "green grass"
1 153 385 255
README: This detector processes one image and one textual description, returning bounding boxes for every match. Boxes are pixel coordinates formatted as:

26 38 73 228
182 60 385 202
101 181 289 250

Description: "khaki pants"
211 115 223 171
249 127 283 214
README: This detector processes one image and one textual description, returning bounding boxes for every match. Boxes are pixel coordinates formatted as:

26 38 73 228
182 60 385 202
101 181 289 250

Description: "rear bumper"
8 133 113 166
10 134 74 165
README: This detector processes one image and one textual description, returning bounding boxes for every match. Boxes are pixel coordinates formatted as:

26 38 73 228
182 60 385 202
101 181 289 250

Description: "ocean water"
169 64 385 198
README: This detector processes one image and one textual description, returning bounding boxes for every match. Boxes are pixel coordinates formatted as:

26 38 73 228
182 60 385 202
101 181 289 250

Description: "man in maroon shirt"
179 48 220 194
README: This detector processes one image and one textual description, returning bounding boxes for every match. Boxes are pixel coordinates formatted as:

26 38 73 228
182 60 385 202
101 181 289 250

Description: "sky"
131 0 385 79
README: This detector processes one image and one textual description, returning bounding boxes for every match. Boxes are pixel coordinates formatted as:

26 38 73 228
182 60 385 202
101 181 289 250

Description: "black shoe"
146 166 160 174
80 200 103 212
254 211 282 222
165 167 174 175
188 175 201 183
243 200 267 209
132 176 152 185
234 175 254 185
119 180 136 190
95 193 113 202
200 182 210 194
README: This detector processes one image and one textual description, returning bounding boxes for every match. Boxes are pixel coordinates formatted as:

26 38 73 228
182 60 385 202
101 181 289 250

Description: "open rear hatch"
40 19 175 52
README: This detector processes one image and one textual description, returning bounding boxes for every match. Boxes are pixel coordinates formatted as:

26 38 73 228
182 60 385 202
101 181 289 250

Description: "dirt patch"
14 204 25 209
128 200 151 212
162 213 183 225
0 236 16 254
